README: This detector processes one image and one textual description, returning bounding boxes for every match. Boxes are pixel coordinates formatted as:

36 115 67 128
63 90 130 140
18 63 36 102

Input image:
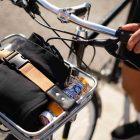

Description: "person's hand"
121 23 140 54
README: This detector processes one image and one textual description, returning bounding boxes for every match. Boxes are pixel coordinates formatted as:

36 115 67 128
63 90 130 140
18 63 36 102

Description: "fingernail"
128 46 132 51
128 48 132 51
127 43 133 51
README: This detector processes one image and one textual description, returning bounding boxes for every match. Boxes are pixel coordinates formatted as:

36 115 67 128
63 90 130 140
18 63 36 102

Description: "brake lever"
104 39 120 58
11 0 28 8
98 38 135 62
11 0 40 18
87 28 132 59
87 35 140 70
88 38 120 58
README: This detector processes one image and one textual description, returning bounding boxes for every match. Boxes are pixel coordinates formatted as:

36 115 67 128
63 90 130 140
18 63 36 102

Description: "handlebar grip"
115 29 132 44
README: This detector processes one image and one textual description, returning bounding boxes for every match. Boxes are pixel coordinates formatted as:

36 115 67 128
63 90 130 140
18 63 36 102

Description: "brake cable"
23 2 94 71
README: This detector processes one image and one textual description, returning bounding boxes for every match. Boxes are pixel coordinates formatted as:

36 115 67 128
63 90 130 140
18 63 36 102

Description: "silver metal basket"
0 34 97 140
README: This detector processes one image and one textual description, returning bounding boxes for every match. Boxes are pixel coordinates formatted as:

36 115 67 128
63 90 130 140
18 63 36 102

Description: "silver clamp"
57 8 71 23
57 2 91 23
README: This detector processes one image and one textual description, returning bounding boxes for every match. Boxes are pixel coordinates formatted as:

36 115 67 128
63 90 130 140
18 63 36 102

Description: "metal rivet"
61 97 65 101
56 93 60 96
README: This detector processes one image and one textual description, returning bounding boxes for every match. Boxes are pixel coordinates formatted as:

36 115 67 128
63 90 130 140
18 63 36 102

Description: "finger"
127 29 140 51
121 23 140 31
134 41 140 54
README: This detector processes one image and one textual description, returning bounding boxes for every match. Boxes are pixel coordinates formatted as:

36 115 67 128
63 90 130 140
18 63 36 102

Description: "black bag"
13 33 70 88
0 33 70 131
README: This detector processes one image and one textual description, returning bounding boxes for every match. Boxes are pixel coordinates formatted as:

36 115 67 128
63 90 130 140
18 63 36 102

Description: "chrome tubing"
37 0 116 36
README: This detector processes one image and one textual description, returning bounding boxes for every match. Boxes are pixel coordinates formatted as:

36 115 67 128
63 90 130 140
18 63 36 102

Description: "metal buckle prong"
4 51 29 69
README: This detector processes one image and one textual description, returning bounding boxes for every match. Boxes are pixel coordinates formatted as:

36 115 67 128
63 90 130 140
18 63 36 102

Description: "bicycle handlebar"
37 0 139 68
11 0 131 43
37 0 117 36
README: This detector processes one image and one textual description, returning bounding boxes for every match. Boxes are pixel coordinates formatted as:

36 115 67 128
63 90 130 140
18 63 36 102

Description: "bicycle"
55 1 137 140
0 0 139 140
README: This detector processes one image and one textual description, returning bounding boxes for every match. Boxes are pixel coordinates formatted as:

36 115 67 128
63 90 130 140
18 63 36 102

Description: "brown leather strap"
19 63 54 92
0 50 54 92
1 50 75 110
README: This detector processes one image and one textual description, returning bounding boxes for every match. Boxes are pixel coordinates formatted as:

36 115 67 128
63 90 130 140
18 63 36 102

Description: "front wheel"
52 91 102 140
